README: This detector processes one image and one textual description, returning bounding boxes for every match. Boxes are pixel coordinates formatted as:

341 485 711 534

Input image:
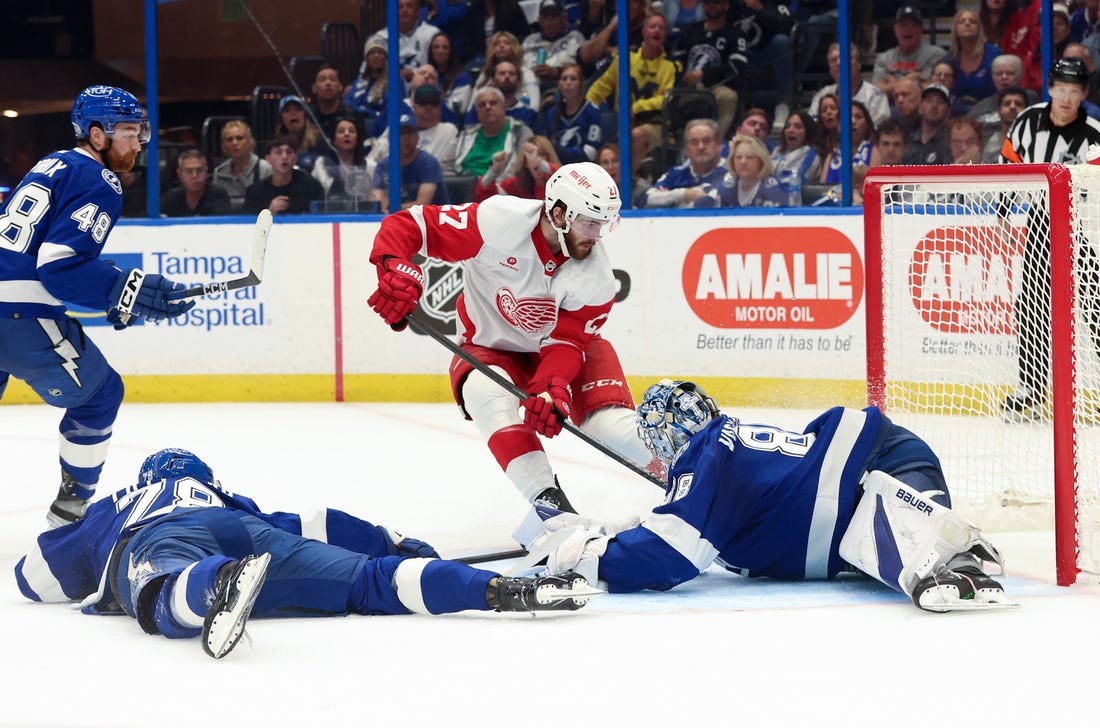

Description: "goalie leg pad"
839 471 1007 596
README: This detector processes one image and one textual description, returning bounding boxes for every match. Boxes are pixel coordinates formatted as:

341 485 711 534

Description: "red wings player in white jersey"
368 162 653 511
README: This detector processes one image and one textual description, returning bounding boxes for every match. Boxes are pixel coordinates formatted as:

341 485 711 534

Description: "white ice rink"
2 401 1098 727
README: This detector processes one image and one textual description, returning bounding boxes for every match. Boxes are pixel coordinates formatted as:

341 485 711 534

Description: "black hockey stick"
403 313 665 488
454 548 529 565
168 209 272 300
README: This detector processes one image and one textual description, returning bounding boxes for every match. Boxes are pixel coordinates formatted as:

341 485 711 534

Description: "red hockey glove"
368 257 424 329
524 376 572 437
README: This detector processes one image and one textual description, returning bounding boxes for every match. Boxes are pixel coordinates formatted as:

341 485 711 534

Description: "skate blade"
537 583 605 605
919 593 1020 612
203 553 271 659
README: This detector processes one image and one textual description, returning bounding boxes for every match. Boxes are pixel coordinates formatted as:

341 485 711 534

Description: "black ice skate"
203 552 271 659
533 476 576 514
911 566 1018 612
46 471 90 528
487 572 602 612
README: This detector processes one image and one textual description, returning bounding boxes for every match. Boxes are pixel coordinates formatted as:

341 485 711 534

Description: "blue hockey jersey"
0 148 126 318
14 474 399 613
600 407 886 593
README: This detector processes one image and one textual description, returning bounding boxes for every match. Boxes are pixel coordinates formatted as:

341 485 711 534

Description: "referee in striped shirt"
1000 57 1100 418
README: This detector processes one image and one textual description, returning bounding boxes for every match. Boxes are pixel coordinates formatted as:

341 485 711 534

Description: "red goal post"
863 163 1100 586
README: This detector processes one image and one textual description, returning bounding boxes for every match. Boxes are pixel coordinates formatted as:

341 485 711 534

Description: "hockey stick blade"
169 209 272 300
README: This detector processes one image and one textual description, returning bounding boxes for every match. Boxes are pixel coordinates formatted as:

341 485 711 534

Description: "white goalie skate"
911 565 1019 612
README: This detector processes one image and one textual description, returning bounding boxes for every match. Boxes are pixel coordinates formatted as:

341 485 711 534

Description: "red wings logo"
496 287 557 333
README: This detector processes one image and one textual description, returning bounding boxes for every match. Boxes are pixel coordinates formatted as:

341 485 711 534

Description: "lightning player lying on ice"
368 161 656 512
14 448 598 659
525 380 1016 612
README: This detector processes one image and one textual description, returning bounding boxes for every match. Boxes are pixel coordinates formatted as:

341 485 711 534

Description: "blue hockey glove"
108 268 196 324
393 536 440 559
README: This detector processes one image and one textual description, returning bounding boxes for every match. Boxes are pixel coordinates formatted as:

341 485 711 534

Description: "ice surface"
1 402 1098 727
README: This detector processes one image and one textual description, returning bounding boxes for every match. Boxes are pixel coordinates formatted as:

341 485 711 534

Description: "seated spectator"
820 101 877 185
1071 0 1100 60
312 117 372 202
733 107 773 151
474 136 561 201
244 135 325 215
310 64 364 144
346 37 409 136
275 95 326 172
693 134 786 208
730 0 796 133
639 118 726 208
1061 43 1100 119
679 0 747 138
1000 0 1041 92
473 31 541 108
161 148 231 217
428 31 474 117
662 0 705 38
212 119 272 213
810 41 891 127
874 118 910 165
980 85 1028 162
594 141 648 205
366 0 440 79
770 111 821 200
408 64 463 128
542 63 603 163
873 6 948 97
454 86 535 176
947 116 985 164
464 60 539 129
967 54 1038 121
585 11 678 175
369 81 461 176
421 0 471 63
929 62 976 117
891 77 923 133
944 8 1001 108
461 0 533 65
903 84 953 165
980 0 1014 50
370 114 450 212
579 0 649 69
522 1 586 99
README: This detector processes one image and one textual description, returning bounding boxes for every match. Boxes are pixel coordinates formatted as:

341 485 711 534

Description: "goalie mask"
636 379 720 467
544 162 621 253
139 448 215 487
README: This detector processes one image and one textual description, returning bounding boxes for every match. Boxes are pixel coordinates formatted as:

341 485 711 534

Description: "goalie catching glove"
524 376 572 437
368 257 423 331
107 268 195 329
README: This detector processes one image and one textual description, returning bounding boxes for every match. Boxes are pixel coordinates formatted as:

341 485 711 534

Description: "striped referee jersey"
1001 102 1100 164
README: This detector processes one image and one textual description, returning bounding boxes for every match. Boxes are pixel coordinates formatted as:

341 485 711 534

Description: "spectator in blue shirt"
370 114 450 213
639 118 726 208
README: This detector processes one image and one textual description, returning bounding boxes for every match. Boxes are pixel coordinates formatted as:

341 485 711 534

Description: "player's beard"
565 231 596 259
104 145 139 173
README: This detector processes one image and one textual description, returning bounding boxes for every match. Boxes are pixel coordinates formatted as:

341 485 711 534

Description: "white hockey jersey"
371 195 619 362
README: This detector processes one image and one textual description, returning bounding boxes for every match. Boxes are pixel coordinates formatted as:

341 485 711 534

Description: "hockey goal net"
863 164 1100 586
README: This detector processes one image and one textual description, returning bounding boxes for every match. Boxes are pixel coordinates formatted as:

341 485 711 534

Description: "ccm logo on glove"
116 269 145 312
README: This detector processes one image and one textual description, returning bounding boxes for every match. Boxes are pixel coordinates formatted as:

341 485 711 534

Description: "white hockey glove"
531 509 640 585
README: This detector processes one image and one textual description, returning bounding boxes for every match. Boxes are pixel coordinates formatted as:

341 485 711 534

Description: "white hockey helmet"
636 379 720 467
543 161 622 252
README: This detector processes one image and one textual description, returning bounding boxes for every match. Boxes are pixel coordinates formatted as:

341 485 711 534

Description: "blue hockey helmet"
139 448 215 486
636 379 719 467
71 85 150 142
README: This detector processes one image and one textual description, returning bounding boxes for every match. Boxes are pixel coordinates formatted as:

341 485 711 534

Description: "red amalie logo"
908 225 1023 334
683 227 862 329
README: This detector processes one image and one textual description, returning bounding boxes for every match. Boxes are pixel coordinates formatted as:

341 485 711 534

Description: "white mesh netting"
870 165 1100 579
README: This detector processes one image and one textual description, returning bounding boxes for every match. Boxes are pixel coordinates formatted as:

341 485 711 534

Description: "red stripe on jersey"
487 424 545 470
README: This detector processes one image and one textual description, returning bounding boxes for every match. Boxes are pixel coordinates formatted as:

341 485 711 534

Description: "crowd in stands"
148 0 1100 216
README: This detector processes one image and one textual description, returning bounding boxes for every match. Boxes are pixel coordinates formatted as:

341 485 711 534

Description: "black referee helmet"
1049 57 1090 88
